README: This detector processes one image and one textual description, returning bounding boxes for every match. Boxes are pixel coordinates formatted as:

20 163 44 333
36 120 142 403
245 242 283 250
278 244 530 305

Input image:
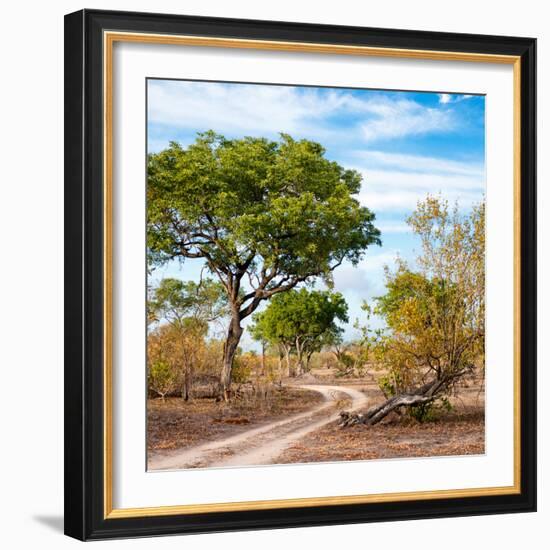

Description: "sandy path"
148 384 367 471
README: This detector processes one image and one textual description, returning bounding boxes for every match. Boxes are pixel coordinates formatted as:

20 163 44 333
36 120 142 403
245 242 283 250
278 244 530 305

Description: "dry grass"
147 368 485 465
147 386 324 451
278 388 485 464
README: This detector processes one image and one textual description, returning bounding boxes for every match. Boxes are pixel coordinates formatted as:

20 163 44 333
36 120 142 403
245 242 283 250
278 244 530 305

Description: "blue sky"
147 79 486 349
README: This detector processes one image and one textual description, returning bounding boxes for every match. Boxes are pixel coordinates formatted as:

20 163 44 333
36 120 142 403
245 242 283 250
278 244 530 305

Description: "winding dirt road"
148 385 368 471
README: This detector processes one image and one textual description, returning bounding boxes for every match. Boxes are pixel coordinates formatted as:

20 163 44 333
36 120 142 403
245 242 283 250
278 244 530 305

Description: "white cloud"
332 263 370 292
360 186 483 212
360 98 453 142
375 221 410 234
148 80 331 137
148 80 457 145
360 249 403 273
302 245 404 308
333 249 403 292
357 169 484 212
351 150 485 213
438 93 475 104
362 168 483 191
356 150 484 177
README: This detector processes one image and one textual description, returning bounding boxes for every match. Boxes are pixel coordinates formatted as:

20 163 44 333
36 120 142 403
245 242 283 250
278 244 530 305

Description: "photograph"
145 79 487 472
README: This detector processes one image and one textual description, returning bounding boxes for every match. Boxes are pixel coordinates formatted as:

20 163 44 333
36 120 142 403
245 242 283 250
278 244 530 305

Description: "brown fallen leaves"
147 386 324 451
278 407 485 464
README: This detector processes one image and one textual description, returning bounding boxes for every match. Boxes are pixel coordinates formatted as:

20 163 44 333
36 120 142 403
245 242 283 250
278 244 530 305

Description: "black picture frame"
64 8 537 541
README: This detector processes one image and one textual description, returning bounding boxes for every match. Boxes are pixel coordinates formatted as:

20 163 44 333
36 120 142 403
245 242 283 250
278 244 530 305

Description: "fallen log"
339 393 435 426
339 367 472 427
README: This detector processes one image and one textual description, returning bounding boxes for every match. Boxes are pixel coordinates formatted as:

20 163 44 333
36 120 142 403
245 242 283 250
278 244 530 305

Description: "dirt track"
148 384 367 471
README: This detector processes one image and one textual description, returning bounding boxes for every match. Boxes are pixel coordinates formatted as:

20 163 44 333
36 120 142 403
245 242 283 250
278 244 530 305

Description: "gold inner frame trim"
103 30 522 520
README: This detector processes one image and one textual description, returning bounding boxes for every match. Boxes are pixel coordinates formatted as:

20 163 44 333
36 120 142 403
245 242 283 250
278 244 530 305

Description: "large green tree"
147 131 380 397
251 288 348 376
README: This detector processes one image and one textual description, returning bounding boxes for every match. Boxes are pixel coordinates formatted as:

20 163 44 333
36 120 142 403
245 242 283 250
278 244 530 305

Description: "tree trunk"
295 337 303 377
261 340 266 377
284 345 293 377
182 367 192 401
219 316 243 400
305 351 314 373
180 339 192 401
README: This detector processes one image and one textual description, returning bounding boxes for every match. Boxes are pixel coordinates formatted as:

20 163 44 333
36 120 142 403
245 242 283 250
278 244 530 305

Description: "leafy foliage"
147 357 178 401
331 342 371 378
366 195 485 420
148 278 227 399
147 131 380 390
148 277 227 326
251 288 348 375
147 325 189 399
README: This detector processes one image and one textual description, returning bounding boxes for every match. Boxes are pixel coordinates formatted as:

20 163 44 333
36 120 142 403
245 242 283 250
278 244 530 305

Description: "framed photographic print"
64 9 536 541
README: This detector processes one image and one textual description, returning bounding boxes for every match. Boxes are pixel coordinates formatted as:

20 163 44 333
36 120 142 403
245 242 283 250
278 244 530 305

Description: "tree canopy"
147 131 380 394
251 288 348 376
149 277 228 327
